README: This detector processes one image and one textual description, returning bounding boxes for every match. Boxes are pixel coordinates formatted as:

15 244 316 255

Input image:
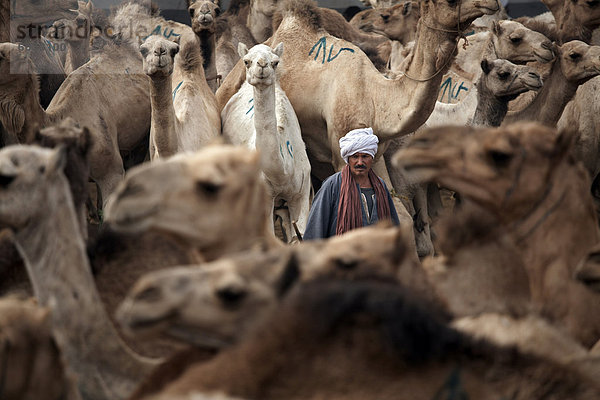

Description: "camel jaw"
166 325 235 349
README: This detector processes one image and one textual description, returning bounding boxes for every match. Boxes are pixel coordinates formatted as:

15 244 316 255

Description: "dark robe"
303 171 400 240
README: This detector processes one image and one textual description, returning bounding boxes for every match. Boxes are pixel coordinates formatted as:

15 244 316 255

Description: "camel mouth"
106 205 159 231
124 312 176 337
533 51 555 64
475 3 501 15
167 325 234 349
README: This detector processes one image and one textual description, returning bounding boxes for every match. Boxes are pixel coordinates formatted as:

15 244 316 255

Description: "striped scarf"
336 165 392 235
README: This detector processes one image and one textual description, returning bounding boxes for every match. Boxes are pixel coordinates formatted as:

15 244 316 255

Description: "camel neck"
14 174 158 399
149 76 178 159
65 39 90 74
1 74 47 144
503 60 577 126
470 80 508 127
252 82 282 175
372 17 459 137
247 5 272 43
197 30 218 92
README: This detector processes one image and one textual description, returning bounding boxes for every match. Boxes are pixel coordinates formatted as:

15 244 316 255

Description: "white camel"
141 35 220 160
222 43 311 242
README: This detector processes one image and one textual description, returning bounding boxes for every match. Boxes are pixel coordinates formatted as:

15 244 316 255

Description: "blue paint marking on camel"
286 140 294 158
172 81 183 101
246 98 254 116
143 25 181 41
309 37 355 64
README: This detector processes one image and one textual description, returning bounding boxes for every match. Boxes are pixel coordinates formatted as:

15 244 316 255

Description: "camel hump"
178 38 204 74
275 0 322 33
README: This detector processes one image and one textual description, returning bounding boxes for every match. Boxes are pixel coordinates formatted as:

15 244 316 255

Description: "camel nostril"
528 72 540 79
0 175 15 188
216 287 247 308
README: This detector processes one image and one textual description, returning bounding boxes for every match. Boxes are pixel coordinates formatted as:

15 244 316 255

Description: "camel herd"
3 0 600 399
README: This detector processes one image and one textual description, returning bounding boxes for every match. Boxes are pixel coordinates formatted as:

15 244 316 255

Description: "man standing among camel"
303 127 399 240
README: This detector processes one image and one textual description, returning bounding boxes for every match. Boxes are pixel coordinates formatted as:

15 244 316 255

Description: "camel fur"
141 35 220 160
222 43 311 241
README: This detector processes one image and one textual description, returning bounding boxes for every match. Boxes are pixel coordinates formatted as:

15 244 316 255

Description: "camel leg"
371 157 420 261
89 131 125 210
287 177 312 242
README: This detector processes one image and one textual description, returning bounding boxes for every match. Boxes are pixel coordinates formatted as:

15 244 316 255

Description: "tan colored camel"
104 144 282 262
114 224 421 348
218 0 499 258
350 1 419 45
549 0 600 43
48 0 95 75
187 0 221 92
0 145 163 400
503 41 600 126
222 43 311 241
395 122 600 348
140 277 600 400
0 296 81 400
141 35 220 160
467 58 542 126
0 40 149 206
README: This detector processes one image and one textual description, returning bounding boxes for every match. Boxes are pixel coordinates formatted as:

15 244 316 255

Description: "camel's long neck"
374 19 458 137
426 87 480 127
509 163 599 277
197 30 218 92
15 175 158 400
503 61 576 126
65 39 90 74
470 81 509 127
252 82 284 179
508 162 600 347
149 76 179 159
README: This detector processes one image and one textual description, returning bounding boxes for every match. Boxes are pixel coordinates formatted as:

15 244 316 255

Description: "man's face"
348 152 373 178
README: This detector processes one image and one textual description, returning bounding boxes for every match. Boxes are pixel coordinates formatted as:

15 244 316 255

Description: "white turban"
339 127 379 163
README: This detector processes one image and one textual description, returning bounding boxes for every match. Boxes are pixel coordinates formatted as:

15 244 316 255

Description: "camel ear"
402 1 412 16
238 42 248 58
170 42 180 58
86 0 93 14
552 126 577 160
492 20 502 36
139 43 149 57
273 42 284 58
481 59 491 75
47 145 67 176
275 252 301 298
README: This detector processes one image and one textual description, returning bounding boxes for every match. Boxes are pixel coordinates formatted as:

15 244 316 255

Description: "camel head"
104 145 272 258
491 20 555 64
393 123 576 222
0 42 35 80
188 0 220 34
0 145 67 231
420 0 500 32
48 0 94 43
351 1 420 43
239 42 283 88
479 58 542 100
140 35 180 78
115 248 300 348
557 40 600 84
558 0 600 41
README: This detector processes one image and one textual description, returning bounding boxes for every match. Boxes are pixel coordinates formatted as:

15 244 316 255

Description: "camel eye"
510 36 523 44
487 149 513 168
244 60 250 67
497 71 510 79
569 52 582 60
335 258 359 271
188 8 195 17
196 181 222 197
271 60 279 68
447 0 458 6
215 6 221 15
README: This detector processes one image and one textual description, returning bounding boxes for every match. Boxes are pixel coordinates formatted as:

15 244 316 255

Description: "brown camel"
141 35 220 159
48 0 95 75
187 0 221 92
469 58 542 126
139 277 600 400
502 40 600 126
395 122 600 348
350 1 419 45
0 296 82 400
104 144 282 262
0 145 162 400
